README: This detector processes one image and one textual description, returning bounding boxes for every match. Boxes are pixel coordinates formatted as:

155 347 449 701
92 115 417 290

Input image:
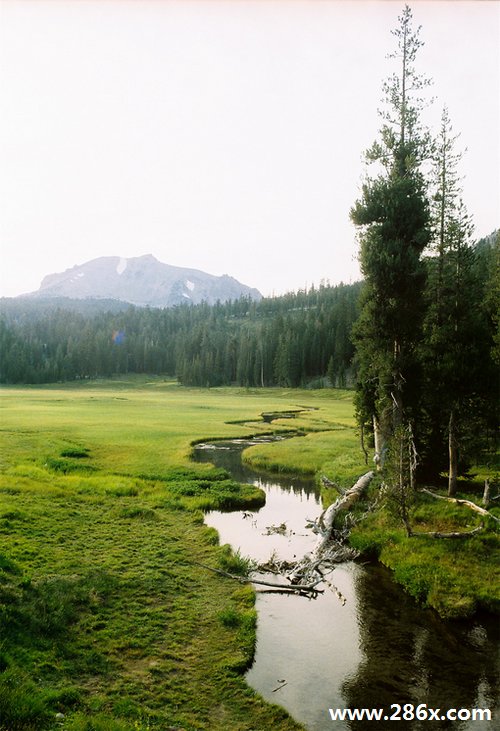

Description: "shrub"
218 607 242 628
44 457 96 475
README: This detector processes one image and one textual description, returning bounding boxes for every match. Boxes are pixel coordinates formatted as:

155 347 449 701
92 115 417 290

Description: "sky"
0 0 499 299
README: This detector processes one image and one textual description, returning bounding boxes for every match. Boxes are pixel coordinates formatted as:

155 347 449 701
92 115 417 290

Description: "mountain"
24 254 262 307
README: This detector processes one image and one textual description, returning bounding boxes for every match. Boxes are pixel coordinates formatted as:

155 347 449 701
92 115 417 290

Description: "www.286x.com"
328 703 492 722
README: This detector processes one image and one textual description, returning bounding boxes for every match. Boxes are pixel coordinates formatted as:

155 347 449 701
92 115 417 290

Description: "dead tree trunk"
311 471 375 558
373 416 385 469
288 471 374 585
448 409 458 496
483 480 491 508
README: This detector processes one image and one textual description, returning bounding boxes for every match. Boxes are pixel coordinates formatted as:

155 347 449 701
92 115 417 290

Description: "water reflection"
196 438 321 499
343 565 500 730
194 440 499 731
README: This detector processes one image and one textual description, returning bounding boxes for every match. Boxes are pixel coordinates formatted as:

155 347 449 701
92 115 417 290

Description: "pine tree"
351 5 431 465
422 108 489 493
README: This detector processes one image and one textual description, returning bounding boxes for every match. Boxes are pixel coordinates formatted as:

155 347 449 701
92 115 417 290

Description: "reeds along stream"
194 439 500 731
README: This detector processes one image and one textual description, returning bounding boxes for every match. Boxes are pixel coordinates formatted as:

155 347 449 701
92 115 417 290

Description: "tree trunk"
448 409 458 496
482 480 491 508
373 415 385 469
360 423 369 465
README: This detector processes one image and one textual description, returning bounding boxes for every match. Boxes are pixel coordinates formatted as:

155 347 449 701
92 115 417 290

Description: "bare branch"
419 487 500 524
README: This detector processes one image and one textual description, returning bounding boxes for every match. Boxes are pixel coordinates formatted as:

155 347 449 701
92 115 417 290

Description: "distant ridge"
23 254 262 307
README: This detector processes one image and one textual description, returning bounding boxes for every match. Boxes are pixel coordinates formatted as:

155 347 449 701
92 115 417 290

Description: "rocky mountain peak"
28 255 261 307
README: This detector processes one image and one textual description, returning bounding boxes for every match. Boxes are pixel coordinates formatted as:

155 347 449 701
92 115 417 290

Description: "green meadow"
0 377 364 731
0 378 498 731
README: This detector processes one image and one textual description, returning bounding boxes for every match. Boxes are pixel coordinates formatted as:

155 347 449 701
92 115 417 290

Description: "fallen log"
419 488 500 524
408 526 484 539
312 471 375 557
288 471 374 585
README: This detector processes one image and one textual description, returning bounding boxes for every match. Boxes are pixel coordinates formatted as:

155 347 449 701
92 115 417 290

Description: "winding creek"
194 438 499 730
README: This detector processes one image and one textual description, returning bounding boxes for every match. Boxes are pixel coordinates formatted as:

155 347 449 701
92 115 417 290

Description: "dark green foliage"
0 669 54 731
349 5 498 493
60 448 90 459
0 282 361 389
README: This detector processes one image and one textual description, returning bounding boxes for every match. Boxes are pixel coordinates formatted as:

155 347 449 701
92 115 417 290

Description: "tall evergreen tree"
422 107 490 493
350 5 431 465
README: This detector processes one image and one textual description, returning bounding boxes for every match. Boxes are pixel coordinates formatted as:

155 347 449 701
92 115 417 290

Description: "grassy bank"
348 483 500 618
0 378 308 731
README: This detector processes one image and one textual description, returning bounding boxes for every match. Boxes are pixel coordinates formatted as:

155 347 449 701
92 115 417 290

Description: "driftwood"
272 681 288 693
194 561 324 595
419 487 500 524
408 526 484 539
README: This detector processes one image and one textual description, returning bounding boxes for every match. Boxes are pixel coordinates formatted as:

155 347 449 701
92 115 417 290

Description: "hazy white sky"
1 0 499 299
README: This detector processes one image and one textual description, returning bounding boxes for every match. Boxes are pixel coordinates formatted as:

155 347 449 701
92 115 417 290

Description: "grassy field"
1 377 498 731
0 377 366 731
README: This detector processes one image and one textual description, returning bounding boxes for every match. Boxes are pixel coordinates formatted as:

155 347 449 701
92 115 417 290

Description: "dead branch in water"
193 561 324 595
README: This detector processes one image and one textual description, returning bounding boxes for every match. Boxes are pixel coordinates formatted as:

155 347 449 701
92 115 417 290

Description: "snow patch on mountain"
116 258 127 275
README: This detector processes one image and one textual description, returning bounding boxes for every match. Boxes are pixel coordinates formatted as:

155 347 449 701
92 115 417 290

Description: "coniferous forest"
348 5 498 496
0 281 361 389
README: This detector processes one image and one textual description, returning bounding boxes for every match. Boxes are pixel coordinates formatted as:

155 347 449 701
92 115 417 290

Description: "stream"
194 438 499 730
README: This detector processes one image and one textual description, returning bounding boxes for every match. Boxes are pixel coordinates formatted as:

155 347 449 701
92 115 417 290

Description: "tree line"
0 282 361 389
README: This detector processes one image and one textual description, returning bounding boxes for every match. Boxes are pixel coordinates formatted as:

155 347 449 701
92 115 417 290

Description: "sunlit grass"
243 428 360 474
